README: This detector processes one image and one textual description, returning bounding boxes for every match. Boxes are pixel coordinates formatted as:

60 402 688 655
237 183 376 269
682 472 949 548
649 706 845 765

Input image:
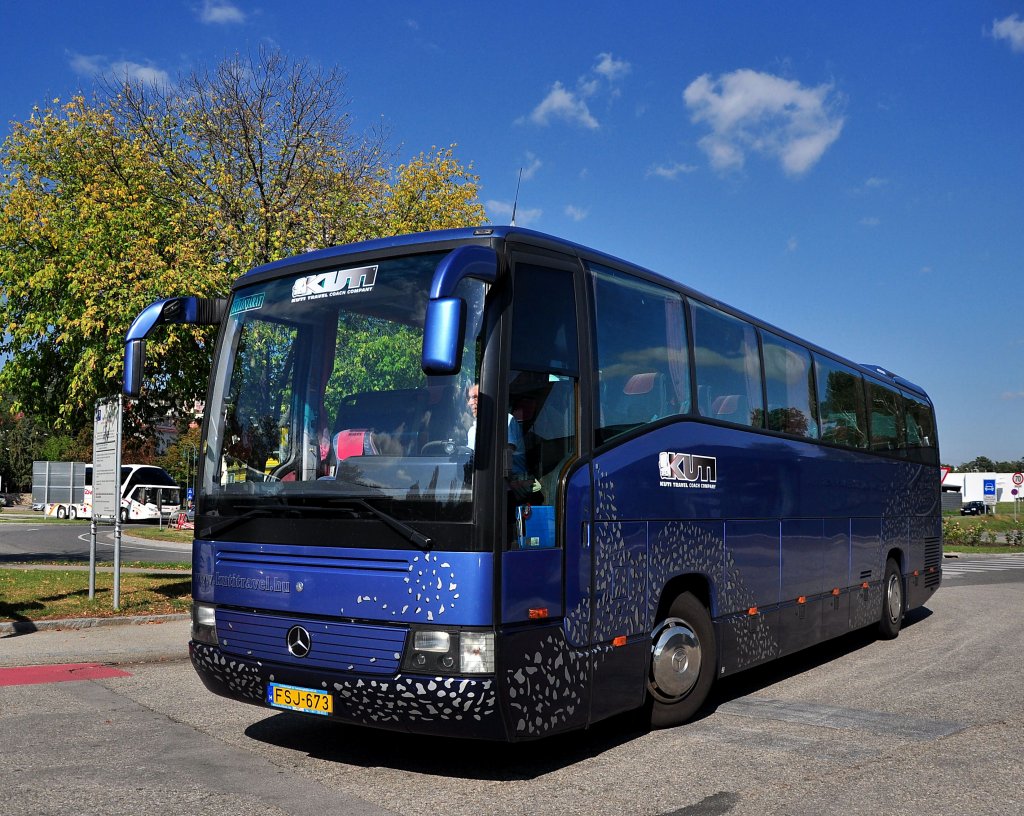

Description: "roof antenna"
510 167 523 227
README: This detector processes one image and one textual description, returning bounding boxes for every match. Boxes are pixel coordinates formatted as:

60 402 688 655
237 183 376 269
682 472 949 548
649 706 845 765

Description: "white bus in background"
42 463 180 522
118 464 181 523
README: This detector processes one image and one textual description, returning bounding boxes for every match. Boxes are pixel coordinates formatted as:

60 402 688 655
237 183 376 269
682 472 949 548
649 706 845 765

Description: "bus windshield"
201 251 487 540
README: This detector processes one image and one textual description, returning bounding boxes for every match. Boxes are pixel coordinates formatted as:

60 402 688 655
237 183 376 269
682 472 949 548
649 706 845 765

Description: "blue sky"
1 1 1022 466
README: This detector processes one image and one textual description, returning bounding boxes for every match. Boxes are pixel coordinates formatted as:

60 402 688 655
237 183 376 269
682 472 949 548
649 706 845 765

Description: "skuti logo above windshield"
658 451 717 489
291 265 378 302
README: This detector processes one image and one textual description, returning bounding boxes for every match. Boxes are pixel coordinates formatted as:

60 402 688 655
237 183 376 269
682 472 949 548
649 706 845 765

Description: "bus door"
499 254 588 732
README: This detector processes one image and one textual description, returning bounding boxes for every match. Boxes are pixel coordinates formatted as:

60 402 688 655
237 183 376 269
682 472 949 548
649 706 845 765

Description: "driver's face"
467 385 479 418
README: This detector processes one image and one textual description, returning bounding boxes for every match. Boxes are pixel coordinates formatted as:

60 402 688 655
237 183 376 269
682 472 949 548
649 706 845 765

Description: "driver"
465 384 527 476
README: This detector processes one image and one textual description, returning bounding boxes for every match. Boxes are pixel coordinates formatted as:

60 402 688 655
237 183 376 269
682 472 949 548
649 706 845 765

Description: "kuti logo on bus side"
658 451 718 490
291 265 378 302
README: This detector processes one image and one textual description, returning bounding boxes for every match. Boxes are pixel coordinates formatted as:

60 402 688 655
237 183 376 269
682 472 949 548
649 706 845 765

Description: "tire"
647 591 716 728
120 507 129 524
69 506 77 520
878 558 904 639
56 505 67 519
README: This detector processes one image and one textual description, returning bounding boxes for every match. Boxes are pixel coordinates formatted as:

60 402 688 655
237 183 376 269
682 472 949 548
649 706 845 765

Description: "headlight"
413 630 451 653
191 601 218 645
402 628 494 675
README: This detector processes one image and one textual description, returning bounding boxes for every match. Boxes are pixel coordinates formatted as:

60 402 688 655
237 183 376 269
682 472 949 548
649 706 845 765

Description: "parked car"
961 500 986 516
31 501 45 511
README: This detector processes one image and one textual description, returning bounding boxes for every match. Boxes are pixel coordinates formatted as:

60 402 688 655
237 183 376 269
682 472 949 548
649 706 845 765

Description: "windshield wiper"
335 498 433 550
198 507 273 539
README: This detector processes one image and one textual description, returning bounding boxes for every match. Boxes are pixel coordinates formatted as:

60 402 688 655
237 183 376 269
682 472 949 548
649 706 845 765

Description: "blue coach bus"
123 227 941 740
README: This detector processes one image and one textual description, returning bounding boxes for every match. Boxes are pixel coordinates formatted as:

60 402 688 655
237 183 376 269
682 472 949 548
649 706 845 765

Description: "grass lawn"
1 567 191 622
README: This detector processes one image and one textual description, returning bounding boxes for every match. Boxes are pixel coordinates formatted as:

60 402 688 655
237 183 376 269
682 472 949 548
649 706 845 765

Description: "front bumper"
189 641 505 739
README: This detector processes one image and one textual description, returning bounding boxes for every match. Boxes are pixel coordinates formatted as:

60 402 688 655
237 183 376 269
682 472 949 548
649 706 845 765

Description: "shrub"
942 518 983 548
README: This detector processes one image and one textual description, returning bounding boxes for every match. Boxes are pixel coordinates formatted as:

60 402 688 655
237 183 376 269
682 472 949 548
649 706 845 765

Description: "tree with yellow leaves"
0 47 486 436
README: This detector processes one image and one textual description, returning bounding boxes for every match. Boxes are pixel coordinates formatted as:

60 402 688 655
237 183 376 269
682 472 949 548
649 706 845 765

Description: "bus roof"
239 226 931 402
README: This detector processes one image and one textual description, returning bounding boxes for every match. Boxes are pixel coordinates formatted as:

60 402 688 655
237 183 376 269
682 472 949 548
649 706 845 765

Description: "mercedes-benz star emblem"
286 625 312 658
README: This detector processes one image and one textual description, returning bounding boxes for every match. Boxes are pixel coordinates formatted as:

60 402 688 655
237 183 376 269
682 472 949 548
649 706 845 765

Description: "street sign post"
91 395 123 609
983 479 997 515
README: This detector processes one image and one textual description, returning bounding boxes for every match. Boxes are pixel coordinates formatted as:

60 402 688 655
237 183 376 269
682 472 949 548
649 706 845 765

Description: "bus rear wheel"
647 591 716 728
56 505 67 519
878 558 904 640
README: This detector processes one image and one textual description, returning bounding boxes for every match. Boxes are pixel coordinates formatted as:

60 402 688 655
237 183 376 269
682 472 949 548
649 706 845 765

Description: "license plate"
267 682 333 716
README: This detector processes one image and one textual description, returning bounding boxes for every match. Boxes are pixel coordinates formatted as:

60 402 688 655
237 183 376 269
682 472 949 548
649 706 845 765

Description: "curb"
0 612 189 636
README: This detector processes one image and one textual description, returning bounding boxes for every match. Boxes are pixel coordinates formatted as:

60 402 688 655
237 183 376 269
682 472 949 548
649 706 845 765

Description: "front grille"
217 546 411 576
216 609 406 674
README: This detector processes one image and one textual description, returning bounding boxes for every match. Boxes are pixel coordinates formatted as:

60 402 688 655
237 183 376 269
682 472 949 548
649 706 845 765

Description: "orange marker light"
861 582 870 590
612 635 627 647
797 596 807 605
528 608 549 620
831 588 841 596
747 606 759 616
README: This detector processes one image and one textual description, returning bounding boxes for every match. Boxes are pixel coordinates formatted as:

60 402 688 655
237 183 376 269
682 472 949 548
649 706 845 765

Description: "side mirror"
123 296 226 396
422 297 468 375
421 245 497 376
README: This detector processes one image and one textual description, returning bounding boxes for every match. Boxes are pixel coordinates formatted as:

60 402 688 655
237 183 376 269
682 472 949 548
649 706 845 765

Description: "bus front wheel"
647 591 716 728
878 558 904 640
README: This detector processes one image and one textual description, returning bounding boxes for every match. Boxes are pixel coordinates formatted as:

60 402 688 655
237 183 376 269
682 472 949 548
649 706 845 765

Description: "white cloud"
200 1 246 24
486 199 542 227
69 53 104 76
860 216 881 227
683 69 845 176
520 152 543 181
594 52 631 82
786 236 799 253
69 52 171 88
1000 387 1024 401
522 52 630 130
564 204 589 222
992 14 1024 52
527 81 599 129
646 161 698 180
864 176 889 188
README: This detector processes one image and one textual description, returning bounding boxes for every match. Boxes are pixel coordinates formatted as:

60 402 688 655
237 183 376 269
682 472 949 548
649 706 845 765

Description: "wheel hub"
650 617 702 702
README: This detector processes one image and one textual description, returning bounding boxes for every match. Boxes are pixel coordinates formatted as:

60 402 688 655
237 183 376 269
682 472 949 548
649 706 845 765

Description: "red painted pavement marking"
0 663 132 687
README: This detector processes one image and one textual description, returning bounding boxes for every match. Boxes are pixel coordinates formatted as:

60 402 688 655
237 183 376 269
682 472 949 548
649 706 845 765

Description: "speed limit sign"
1014 472 1024 486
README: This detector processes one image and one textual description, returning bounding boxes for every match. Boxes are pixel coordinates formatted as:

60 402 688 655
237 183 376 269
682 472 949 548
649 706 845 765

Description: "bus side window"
591 264 691 445
814 355 869 449
901 392 938 465
761 330 818 438
691 301 763 428
867 379 903 452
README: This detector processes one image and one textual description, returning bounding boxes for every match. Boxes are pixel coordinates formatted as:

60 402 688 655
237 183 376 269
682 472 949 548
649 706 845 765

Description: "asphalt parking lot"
2 559 1022 816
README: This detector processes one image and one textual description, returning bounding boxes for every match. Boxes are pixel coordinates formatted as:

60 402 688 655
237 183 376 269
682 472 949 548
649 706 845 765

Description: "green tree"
0 97 220 434
0 47 486 440
0 410 51 491
960 456 997 472
158 423 202 491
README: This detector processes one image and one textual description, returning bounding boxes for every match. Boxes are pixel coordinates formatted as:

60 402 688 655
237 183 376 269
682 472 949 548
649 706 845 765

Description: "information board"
92 396 123 518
